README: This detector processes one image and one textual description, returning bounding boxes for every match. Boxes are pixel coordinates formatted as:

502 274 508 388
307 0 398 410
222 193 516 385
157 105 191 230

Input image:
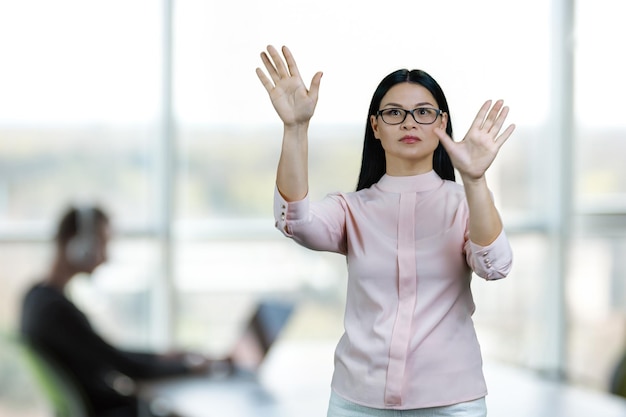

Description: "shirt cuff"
468 230 513 280
274 186 310 236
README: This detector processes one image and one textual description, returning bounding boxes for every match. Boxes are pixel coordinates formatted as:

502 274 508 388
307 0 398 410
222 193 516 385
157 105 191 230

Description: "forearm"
462 175 503 246
276 123 309 202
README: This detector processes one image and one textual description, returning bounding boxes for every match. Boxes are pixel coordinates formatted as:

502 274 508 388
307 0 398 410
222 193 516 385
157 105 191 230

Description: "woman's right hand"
256 45 322 127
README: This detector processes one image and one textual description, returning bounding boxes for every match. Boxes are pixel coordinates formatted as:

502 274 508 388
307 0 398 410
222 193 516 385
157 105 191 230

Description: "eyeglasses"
376 107 443 125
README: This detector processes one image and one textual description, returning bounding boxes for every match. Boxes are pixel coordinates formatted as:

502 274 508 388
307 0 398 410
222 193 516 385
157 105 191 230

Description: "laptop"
140 300 296 415
223 300 295 376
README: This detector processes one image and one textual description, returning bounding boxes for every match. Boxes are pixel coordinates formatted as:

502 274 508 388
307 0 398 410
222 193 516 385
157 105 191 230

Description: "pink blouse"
274 170 513 409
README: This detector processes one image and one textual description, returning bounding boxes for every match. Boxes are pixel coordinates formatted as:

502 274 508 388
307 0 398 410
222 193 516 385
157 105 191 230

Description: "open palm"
436 100 515 180
256 45 322 126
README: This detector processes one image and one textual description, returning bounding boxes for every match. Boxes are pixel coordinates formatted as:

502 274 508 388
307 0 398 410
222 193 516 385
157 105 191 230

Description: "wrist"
283 121 310 132
460 174 487 187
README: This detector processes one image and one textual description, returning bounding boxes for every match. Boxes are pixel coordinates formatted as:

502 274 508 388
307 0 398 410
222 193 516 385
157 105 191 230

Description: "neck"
385 157 433 177
43 256 78 290
385 153 433 177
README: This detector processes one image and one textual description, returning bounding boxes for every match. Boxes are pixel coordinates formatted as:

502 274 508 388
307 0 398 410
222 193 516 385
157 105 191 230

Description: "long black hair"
356 69 455 191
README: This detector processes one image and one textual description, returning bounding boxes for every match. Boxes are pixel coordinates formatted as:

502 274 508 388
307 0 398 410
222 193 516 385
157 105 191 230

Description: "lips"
400 135 421 144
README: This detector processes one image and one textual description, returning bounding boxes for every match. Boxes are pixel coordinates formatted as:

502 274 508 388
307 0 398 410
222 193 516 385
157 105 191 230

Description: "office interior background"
1 0 625 414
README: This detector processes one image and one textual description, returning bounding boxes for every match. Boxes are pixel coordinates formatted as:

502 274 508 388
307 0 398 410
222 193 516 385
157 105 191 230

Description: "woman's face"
370 82 447 176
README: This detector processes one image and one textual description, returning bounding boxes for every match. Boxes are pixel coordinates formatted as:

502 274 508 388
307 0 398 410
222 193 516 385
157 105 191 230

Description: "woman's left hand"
435 100 515 181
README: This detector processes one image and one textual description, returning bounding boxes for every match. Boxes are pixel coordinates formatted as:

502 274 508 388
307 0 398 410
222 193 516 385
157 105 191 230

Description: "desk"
140 341 626 417
139 342 333 417
484 362 626 417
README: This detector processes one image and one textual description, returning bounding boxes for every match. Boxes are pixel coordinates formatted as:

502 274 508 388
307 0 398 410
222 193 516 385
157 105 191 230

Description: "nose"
401 113 418 128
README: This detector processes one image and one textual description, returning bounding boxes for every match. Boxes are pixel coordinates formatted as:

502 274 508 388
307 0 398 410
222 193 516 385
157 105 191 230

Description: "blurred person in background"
20 205 225 417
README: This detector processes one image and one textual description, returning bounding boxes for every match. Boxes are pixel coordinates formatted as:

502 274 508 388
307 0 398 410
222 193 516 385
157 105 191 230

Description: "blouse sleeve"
466 230 513 280
274 186 348 254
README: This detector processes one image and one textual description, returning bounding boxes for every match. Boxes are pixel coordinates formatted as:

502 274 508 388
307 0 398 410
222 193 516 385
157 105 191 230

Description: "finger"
260 50 284 87
308 71 323 101
494 123 516 147
482 99 504 130
434 126 455 150
259 51 279 83
282 46 302 80
266 45 290 79
489 105 510 136
471 100 492 130
435 128 459 162
255 67 275 94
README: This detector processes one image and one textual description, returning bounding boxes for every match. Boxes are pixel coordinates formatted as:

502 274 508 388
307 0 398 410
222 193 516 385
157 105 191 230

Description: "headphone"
65 206 99 268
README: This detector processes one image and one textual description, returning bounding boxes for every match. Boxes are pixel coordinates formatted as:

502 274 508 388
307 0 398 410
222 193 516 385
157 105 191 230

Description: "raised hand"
256 45 323 127
435 100 515 181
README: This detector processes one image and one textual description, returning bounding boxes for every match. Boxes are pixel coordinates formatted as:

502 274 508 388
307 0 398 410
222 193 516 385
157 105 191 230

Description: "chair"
611 352 626 398
16 338 91 417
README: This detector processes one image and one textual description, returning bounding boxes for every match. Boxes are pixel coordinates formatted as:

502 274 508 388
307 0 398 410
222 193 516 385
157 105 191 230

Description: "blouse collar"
375 170 444 193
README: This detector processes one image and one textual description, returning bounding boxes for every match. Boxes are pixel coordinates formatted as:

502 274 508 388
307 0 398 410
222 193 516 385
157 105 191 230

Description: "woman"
256 45 514 417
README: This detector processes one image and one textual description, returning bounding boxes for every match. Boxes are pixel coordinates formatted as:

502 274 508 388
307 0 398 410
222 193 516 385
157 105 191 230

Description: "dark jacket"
20 283 190 416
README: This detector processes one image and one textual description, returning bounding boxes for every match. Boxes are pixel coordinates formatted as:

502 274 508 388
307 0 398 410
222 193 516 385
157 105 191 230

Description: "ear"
370 114 381 140
440 112 448 131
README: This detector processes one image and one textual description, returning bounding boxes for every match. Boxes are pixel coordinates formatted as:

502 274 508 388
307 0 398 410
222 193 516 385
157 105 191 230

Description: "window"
1 4 624 415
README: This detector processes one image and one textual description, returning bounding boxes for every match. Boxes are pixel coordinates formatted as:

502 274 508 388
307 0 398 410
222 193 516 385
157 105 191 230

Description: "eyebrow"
381 101 435 108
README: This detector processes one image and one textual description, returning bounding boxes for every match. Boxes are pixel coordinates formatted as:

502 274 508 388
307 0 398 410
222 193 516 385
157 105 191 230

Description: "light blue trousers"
327 391 487 417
